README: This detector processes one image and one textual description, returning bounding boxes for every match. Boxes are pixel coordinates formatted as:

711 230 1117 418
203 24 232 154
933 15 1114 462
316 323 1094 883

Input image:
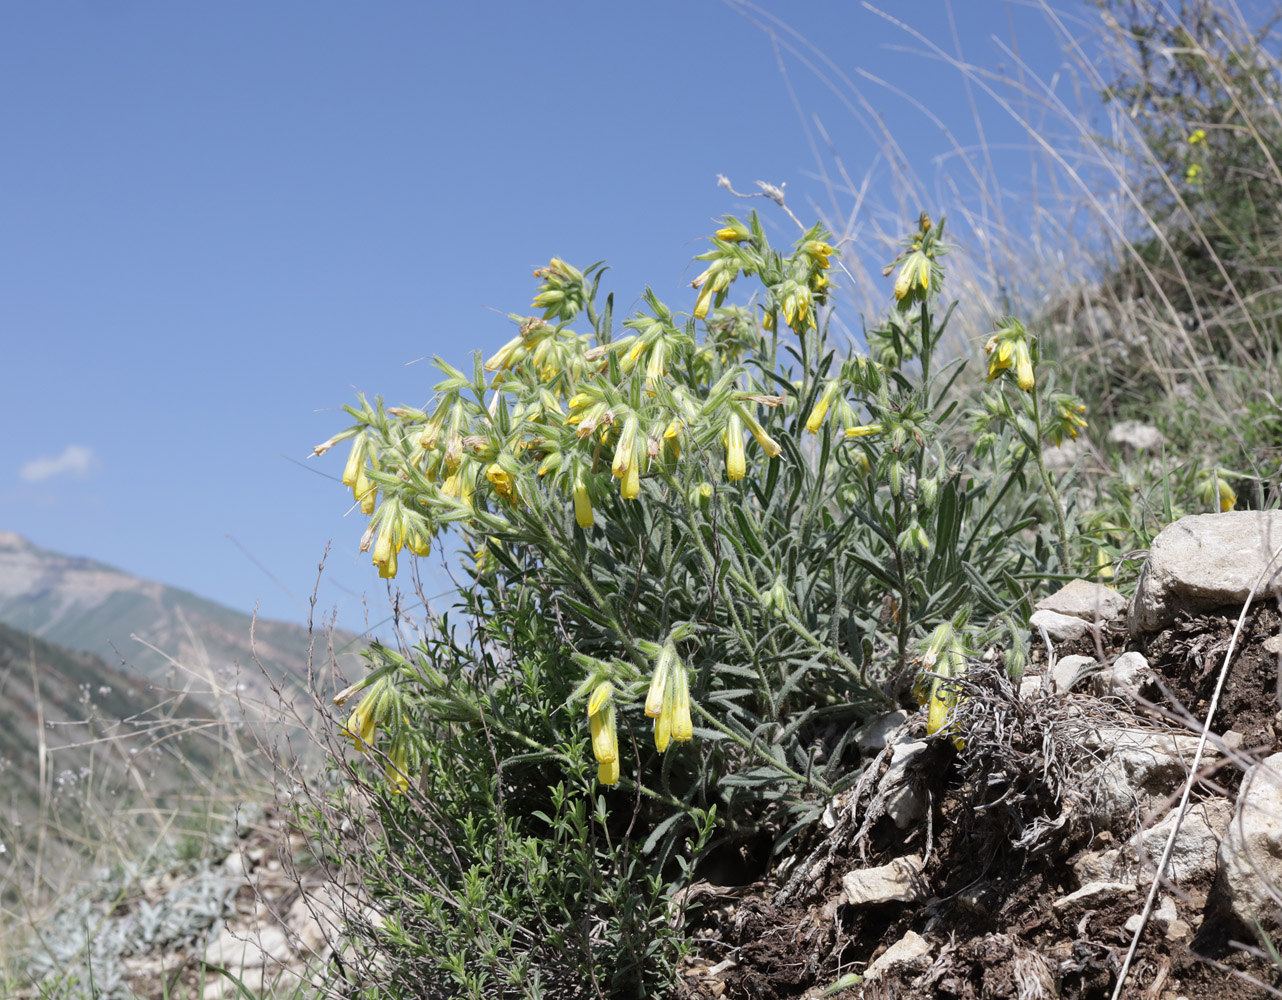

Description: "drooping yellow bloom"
611 416 638 480
1189 128 1206 145
914 623 966 749
984 320 1036 392
725 413 746 481
344 697 379 754
405 527 432 558
572 476 593 528
669 662 693 742
805 382 840 434
803 240 835 269
587 681 619 786
386 742 410 796
486 463 514 500
1197 471 1236 512
780 282 812 330
353 464 377 515
341 437 365 487
845 423 882 439
484 334 526 373
372 518 399 577
738 407 782 458
893 249 931 303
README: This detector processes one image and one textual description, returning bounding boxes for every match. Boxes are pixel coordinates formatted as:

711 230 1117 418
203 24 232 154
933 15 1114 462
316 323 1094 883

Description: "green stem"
691 702 830 795
1030 390 1070 571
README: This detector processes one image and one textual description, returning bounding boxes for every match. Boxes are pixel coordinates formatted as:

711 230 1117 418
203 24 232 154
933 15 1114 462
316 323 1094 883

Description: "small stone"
1018 674 1046 699
883 741 929 829
1030 609 1092 643
863 930 931 981
1052 655 1096 694
1134 799 1231 883
842 855 926 906
1215 752 1282 935
1264 635 1282 655
1102 651 1149 696
1036 579 1128 622
1108 421 1164 451
855 710 910 752
1222 730 1244 751
1053 881 1137 912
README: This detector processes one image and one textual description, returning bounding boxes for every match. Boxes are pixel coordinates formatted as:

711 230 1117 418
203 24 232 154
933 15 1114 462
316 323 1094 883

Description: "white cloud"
19 444 99 483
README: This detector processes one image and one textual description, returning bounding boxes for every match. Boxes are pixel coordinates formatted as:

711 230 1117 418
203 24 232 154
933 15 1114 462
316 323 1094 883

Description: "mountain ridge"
0 531 361 704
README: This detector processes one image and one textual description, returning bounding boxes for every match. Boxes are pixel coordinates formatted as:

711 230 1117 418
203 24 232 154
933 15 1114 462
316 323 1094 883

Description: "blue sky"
2 1 1099 636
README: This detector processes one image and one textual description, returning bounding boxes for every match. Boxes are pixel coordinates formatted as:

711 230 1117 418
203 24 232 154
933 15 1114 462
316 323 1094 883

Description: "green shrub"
308 210 1085 996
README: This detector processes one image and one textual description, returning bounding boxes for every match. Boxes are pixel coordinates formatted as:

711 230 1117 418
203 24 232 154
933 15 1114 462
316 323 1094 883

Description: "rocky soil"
677 511 1282 999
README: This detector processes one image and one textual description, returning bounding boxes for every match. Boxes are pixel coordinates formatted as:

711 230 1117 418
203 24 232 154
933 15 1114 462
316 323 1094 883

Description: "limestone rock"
1096 651 1149 698
1052 654 1097 694
1030 609 1092 643
1053 880 1137 912
1108 421 1164 451
855 710 910 753
883 740 929 829
842 855 926 906
1135 799 1232 883
1036 579 1128 623
863 930 931 981
1082 726 1218 827
1216 752 1282 934
1129 511 1282 636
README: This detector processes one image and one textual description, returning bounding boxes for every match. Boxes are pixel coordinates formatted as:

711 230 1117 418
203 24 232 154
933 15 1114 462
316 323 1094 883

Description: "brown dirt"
677 605 1282 1000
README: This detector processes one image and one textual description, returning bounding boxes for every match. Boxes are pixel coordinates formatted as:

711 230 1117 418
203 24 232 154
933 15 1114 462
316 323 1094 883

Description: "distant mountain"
0 532 362 707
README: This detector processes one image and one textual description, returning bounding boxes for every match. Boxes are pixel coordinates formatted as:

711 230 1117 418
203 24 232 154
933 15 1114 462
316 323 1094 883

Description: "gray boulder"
1129 511 1282 636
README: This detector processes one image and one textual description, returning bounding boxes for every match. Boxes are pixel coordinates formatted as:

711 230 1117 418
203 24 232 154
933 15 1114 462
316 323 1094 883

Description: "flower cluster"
318 219 830 584
984 318 1036 392
645 640 693 753
333 670 414 795
885 212 946 311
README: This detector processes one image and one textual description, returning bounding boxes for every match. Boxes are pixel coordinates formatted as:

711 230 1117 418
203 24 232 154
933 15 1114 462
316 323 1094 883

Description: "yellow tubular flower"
573 477 593 528
1014 343 1034 392
803 240 835 268
345 698 378 754
805 382 839 434
670 662 693 742
405 527 432 558
653 708 672 753
587 682 619 785
486 463 513 500
386 743 410 796
741 409 782 458
726 413 746 481
372 519 397 574
354 466 377 515
376 545 398 580
646 642 675 718
484 334 526 373
611 416 638 480
621 457 641 499
341 438 364 487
